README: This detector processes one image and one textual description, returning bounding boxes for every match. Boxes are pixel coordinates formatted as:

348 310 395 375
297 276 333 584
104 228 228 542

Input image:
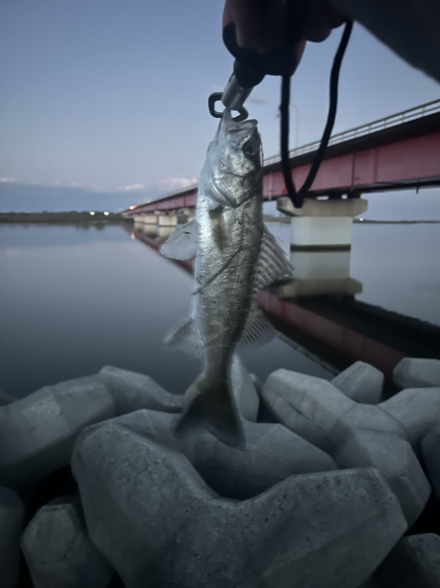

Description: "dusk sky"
1 0 439 215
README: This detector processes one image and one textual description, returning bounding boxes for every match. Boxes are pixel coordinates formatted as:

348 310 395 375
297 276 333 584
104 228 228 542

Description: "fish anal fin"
164 317 203 358
253 226 294 291
160 218 197 260
238 301 276 349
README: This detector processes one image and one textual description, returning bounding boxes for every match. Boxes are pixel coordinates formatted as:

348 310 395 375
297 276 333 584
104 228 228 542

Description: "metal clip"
208 93 248 122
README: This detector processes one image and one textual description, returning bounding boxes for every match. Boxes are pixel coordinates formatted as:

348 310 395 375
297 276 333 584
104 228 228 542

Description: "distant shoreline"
263 215 440 225
0 212 133 223
1 212 438 225
353 219 440 224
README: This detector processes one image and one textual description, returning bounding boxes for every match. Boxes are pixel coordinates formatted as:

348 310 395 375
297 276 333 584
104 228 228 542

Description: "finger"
223 0 286 54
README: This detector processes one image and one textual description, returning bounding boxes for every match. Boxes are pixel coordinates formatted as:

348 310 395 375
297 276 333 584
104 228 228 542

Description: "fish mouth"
220 109 257 132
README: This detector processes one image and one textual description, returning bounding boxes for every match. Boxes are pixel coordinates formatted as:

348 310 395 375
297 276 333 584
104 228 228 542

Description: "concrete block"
72 420 406 588
334 404 408 440
332 361 384 404
0 486 24 588
0 376 117 495
277 196 368 218
21 495 114 588
290 216 353 249
421 425 440 501
365 534 440 588
333 427 430 527
262 370 429 525
394 358 440 389
91 409 337 500
230 356 259 421
97 365 182 414
0 386 16 406
380 387 440 445
261 370 354 452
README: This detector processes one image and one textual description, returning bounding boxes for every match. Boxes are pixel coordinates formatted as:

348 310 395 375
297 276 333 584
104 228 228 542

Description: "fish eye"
243 139 258 158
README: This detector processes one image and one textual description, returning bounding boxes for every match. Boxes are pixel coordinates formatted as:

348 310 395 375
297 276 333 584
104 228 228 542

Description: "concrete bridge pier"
157 213 178 228
133 213 158 225
275 196 367 298
277 196 368 250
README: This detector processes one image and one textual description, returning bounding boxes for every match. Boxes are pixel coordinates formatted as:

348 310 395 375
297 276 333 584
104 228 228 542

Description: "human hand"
223 0 345 57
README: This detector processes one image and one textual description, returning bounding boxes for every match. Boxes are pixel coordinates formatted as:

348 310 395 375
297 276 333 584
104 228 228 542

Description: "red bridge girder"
263 130 440 198
124 110 440 215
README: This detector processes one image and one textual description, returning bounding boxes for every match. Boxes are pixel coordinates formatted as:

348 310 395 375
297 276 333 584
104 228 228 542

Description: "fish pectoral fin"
238 301 276 348
174 378 245 449
160 218 198 260
164 316 203 358
253 226 294 291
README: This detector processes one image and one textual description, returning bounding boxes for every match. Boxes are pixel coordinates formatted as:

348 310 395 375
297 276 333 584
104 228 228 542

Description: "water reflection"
274 250 362 298
0 222 332 399
1 220 439 399
130 221 440 380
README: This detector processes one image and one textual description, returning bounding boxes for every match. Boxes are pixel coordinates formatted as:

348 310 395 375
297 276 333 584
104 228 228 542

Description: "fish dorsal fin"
253 226 294 292
160 218 198 260
238 301 276 348
164 316 203 358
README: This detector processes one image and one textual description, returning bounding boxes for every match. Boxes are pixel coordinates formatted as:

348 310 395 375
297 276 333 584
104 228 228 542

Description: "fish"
160 109 293 448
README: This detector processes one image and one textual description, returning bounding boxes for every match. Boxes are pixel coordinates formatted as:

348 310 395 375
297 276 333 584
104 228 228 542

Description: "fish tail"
174 376 245 449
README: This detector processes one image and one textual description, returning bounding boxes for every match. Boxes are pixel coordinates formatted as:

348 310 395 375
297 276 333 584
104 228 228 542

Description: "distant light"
131 233 135 239
90 211 95 216
129 205 137 210
104 211 109 216
359 217 363 221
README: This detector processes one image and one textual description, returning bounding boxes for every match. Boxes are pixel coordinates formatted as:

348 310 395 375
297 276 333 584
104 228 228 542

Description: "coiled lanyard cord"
280 21 353 209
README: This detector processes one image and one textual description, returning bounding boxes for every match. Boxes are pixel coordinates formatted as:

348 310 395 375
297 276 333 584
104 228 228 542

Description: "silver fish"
161 109 292 448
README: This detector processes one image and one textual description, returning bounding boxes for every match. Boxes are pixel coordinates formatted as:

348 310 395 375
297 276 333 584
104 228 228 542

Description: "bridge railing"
264 98 440 166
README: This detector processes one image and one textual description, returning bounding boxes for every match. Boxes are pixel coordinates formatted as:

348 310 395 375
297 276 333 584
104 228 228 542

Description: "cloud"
158 177 197 190
117 183 146 192
0 177 17 183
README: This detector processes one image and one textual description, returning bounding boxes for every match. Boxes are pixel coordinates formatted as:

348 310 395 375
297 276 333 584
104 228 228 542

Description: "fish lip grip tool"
209 23 301 122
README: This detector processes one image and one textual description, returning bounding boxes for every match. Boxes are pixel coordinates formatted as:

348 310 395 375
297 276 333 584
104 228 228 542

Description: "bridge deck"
123 99 440 215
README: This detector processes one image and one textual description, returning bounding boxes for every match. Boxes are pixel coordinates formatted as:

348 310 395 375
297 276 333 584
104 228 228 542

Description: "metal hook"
208 93 248 123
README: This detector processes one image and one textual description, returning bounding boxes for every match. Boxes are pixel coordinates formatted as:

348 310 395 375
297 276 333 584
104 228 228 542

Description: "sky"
0 0 439 215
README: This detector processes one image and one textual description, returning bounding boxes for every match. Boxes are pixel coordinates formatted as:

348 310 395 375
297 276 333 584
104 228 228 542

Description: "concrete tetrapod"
394 358 440 389
262 370 431 525
421 425 440 501
380 387 440 446
229 356 260 421
72 420 407 588
0 486 24 588
97 365 182 414
0 376 117 496
83 408 336 500
364 534 440 588
21 495 114 588
332 361 384 404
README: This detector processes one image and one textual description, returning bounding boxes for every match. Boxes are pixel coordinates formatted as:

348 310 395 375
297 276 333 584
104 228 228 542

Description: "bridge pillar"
277 197 368 250
274 197 367 298
133 213 157 224
157 213 178 228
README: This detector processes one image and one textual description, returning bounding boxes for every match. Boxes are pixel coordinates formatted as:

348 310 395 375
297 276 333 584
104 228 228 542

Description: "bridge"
122 99 440 217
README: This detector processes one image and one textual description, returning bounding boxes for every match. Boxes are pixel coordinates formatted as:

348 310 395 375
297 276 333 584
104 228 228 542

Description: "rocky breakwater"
0 357 439 587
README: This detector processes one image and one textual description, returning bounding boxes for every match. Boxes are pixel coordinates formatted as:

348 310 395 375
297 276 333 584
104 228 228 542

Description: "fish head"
200 109 262 208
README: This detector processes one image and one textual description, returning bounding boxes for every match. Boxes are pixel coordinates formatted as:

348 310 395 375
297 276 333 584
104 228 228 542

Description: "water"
268 221 440 326
0 223 331 399
1 221 439 399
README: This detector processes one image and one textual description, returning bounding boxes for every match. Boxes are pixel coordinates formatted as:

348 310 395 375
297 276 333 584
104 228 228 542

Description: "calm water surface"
0 221 439 398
